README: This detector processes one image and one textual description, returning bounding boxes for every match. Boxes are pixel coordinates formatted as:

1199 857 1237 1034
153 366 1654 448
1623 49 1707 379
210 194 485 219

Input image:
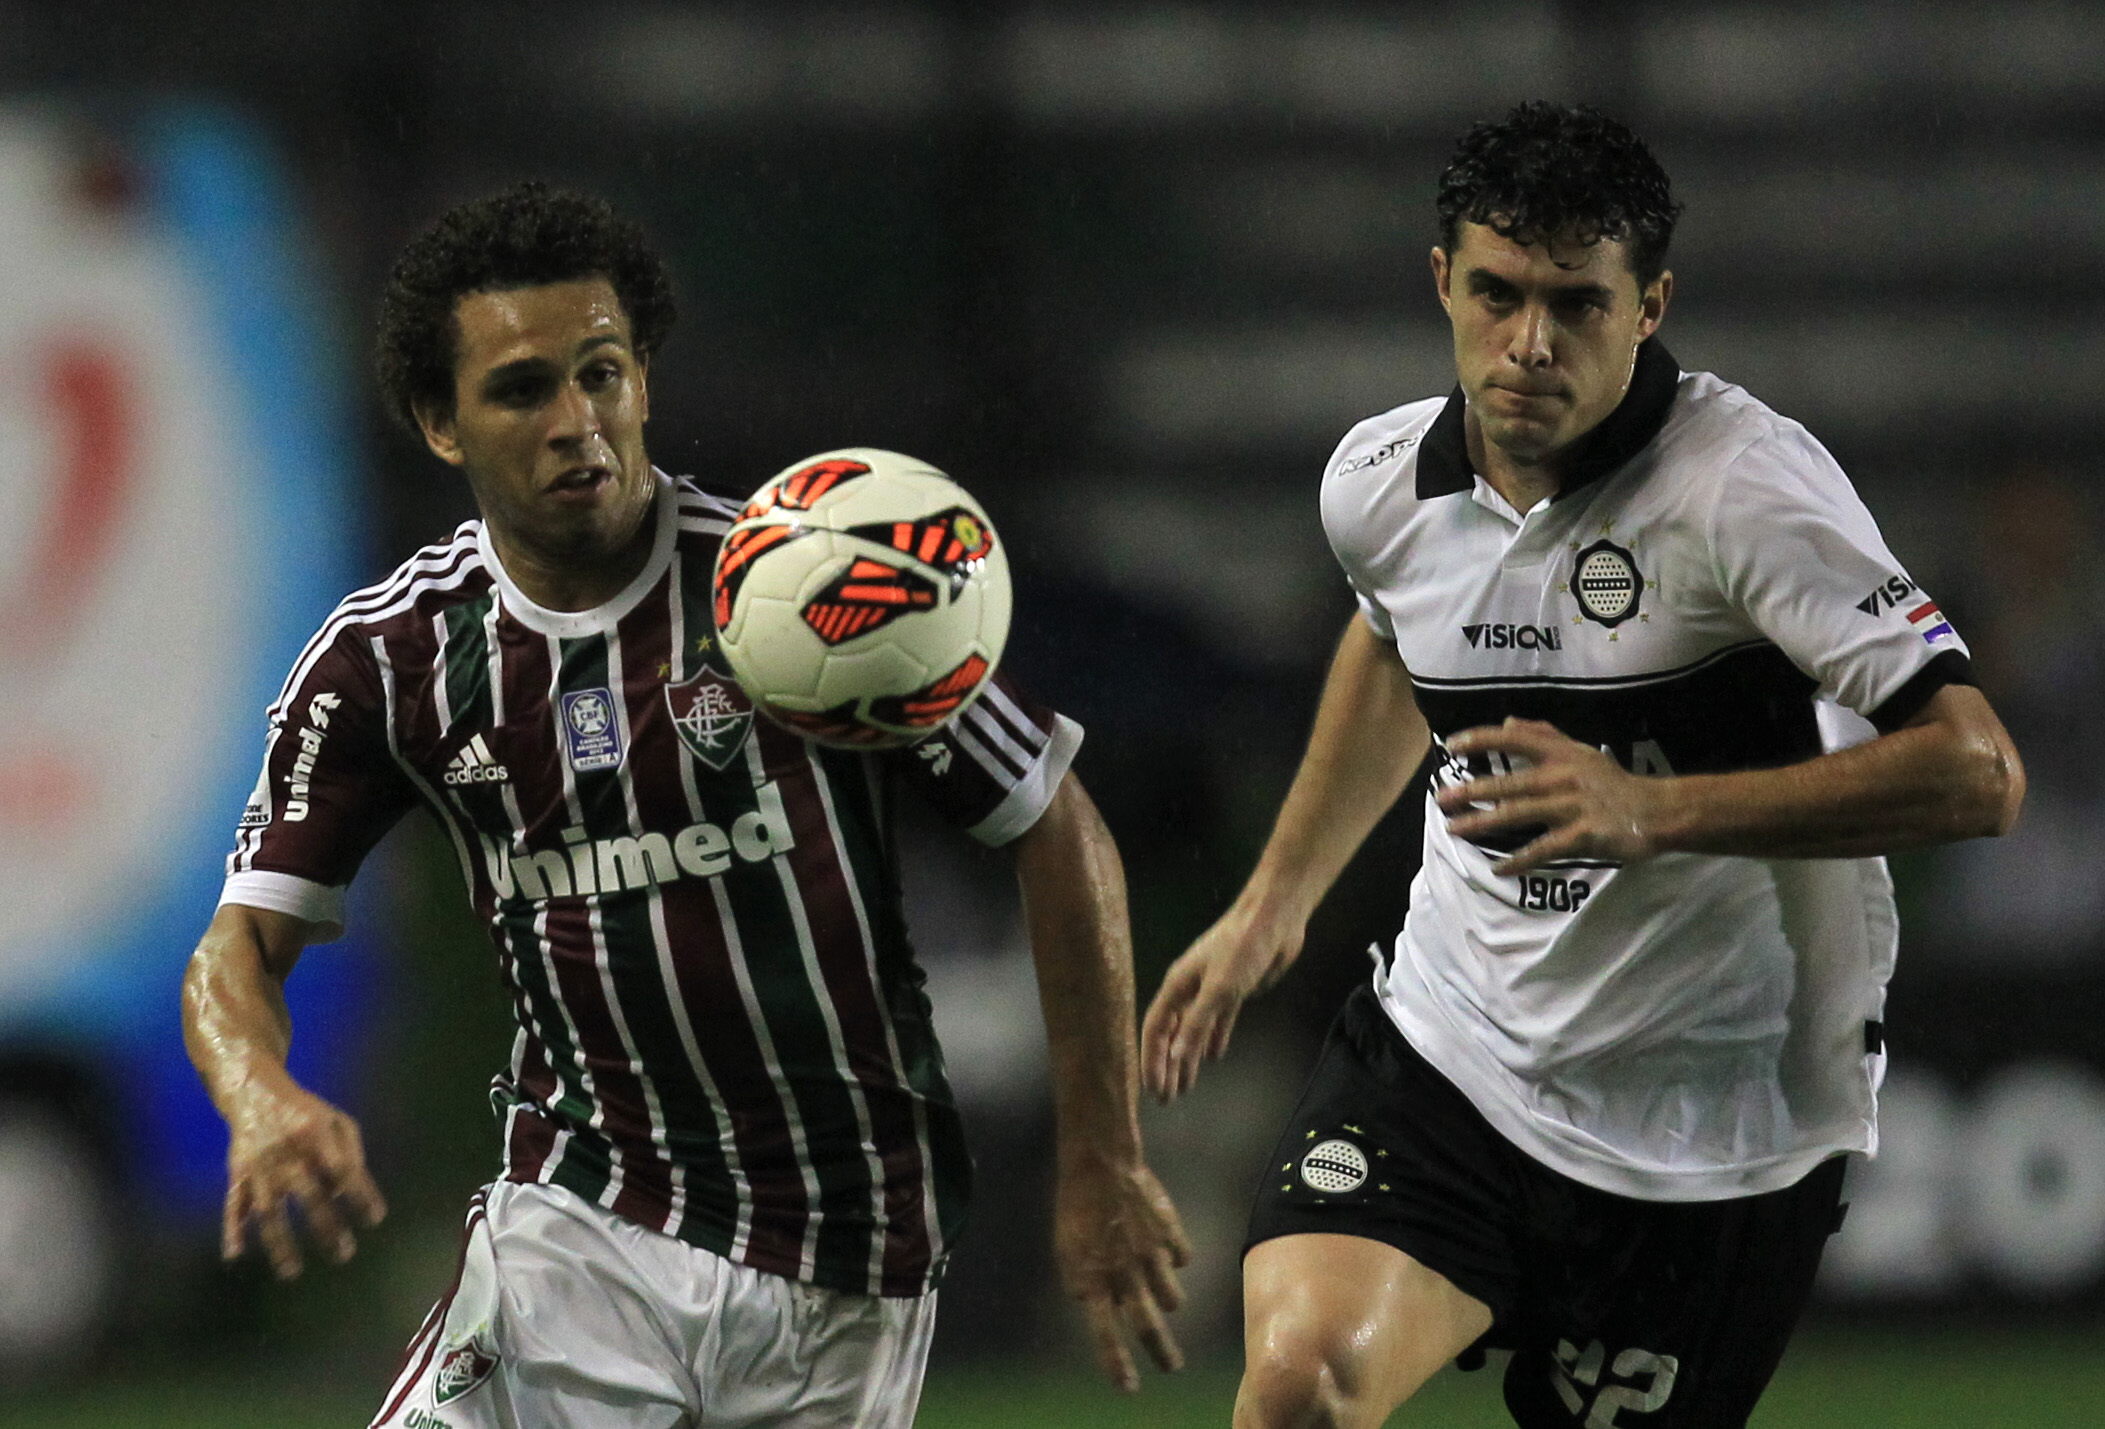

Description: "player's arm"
1143 614 1430 1101
181 902 386 1279
1012 770 1190 1393
1440 682 2023 872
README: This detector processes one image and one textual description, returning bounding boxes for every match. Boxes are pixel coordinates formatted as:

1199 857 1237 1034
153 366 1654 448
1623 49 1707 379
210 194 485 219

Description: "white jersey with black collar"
1322 340 1971 1202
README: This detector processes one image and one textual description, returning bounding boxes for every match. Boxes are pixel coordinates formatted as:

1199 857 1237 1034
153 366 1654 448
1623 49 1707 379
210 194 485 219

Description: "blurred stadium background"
2 1 2102 1422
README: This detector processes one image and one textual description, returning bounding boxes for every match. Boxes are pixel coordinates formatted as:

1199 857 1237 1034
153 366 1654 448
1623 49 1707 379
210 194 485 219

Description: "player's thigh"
698 1278 937 1429
1500 1155 1849 1429
371 1183 691 1429
1240 1232 1494 1426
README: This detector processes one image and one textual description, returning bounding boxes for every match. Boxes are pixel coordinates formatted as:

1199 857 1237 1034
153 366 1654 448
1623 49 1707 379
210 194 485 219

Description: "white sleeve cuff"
218 871 348 945
966 713 1085 847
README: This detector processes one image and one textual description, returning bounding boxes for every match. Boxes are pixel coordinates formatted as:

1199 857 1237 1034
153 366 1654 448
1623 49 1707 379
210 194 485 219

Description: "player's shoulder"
1657 367 1852 509
1663 369 1840 478
669 470 749 532
319 521 492 643
1323 396 1448 490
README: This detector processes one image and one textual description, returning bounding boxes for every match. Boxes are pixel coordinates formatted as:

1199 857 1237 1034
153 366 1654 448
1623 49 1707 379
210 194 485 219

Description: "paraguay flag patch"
1906 601 1957 645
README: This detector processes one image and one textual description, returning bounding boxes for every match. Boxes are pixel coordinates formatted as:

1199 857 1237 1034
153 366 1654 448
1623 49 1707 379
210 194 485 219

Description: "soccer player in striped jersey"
1143 104 2024 1427
182 183 1188 1427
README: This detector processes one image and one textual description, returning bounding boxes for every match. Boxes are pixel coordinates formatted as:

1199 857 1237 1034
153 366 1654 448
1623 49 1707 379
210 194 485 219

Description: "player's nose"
1508 304 1554 368
546 378 602 444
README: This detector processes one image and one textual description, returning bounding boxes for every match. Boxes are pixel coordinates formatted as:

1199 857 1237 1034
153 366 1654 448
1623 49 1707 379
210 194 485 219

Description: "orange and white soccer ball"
711 448 1011 747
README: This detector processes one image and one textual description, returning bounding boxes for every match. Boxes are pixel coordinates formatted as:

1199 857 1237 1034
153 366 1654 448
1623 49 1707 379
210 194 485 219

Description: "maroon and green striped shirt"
221 473 1080 1297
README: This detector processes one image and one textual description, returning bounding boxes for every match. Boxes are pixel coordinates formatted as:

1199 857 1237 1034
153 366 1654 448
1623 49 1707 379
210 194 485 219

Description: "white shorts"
369 1182 938 1429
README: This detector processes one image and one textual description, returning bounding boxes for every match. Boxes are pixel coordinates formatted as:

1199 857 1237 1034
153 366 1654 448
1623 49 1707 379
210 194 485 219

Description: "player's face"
1432 222 1670 468
418 277 654 574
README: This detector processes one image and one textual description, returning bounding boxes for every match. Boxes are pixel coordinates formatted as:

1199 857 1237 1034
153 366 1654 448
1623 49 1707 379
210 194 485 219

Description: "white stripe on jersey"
976 681 1051 757
483 598 505 726
950 705 1027 783
430 609 453 736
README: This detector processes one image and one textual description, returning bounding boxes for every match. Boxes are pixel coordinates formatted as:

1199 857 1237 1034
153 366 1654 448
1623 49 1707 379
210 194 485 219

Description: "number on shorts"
1551 1339 1679 1426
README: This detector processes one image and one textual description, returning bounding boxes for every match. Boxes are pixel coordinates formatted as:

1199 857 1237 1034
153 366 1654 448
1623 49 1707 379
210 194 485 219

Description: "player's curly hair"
1436 101 1681 287
375 181 677 431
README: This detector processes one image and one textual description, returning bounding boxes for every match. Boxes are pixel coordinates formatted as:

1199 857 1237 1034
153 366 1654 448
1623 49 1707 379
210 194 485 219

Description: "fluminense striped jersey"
221 472 1081 1297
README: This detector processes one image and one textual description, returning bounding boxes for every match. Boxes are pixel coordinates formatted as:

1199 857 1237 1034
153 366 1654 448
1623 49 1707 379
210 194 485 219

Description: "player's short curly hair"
1436 101 1681 288
375 181 677 431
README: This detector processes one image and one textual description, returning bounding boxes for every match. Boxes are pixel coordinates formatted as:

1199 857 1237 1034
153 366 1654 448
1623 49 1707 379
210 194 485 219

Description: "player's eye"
491 378 547 407
580 361 621 390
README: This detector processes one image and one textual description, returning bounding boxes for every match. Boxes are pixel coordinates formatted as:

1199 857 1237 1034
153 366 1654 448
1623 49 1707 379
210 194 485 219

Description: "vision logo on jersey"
1463 622 1562 651
1907 601 1957 645
1855 573 1921 615
559 688 623 772
431 1344 498 1405
1570 540 1643 628
665 664 753 771
443 734 510 786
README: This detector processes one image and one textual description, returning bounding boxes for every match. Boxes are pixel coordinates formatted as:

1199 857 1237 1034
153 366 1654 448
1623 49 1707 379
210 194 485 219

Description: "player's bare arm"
1440 683 2024 876
1012 770 1191 1393
1143 615 1431 1103
181 902 386 1280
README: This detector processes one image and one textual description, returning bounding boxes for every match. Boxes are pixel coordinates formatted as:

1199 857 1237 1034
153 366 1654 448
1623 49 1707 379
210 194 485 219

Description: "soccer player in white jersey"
1142 102 2025 1427
181 183 1188 1427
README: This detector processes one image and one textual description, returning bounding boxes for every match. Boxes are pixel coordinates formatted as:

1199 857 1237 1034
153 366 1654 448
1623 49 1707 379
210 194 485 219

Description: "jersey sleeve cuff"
966 713 1084 847
218 871 348 944
1866 649 1975 733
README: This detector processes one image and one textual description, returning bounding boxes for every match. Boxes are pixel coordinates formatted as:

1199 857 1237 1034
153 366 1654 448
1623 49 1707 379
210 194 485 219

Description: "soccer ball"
711 448 1011 748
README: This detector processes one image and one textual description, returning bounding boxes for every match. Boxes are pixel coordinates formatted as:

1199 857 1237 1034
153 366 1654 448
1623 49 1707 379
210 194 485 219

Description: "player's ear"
414 397 466 468
637 356 650 424
1430 246 1453 315
1637 270 1672 342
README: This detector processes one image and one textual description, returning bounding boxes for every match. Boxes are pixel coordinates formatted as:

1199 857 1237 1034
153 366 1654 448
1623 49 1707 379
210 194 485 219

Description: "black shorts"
1246 985 1848 1428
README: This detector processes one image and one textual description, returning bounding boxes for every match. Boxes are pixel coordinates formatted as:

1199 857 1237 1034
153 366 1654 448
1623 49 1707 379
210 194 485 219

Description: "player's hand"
1142 902 1303 1103
1055 1155 1191 1393
1436 717 1666 875
221 1073 386 1280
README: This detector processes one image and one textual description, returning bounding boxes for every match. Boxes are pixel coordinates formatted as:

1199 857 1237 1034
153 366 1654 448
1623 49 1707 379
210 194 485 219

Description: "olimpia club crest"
1571 538 1643 628
666 663 755 771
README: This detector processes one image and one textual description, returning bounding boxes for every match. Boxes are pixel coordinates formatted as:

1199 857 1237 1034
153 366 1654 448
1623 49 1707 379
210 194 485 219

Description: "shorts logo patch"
560 687 624 772
1300 1138 1369 1194
431 1344 498 1405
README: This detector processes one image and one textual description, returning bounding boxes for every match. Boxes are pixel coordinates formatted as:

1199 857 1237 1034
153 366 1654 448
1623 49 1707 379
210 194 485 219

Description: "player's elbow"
1978 737 2025 839
1951 729 2024 840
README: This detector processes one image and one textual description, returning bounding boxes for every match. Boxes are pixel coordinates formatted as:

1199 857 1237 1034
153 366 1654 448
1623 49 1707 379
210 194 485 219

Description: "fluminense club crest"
665 663 755 771
432 1343 499 1404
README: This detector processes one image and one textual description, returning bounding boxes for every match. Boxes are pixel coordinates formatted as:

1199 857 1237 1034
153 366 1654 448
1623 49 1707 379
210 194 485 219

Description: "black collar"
1414 338 1682 502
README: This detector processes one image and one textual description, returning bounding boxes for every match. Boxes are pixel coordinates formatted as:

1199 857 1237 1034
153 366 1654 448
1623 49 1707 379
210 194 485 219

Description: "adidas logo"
444 734 510 786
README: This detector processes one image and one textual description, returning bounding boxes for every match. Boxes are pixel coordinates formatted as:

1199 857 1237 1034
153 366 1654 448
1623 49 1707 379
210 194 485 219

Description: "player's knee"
1235 1316 1385 1429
